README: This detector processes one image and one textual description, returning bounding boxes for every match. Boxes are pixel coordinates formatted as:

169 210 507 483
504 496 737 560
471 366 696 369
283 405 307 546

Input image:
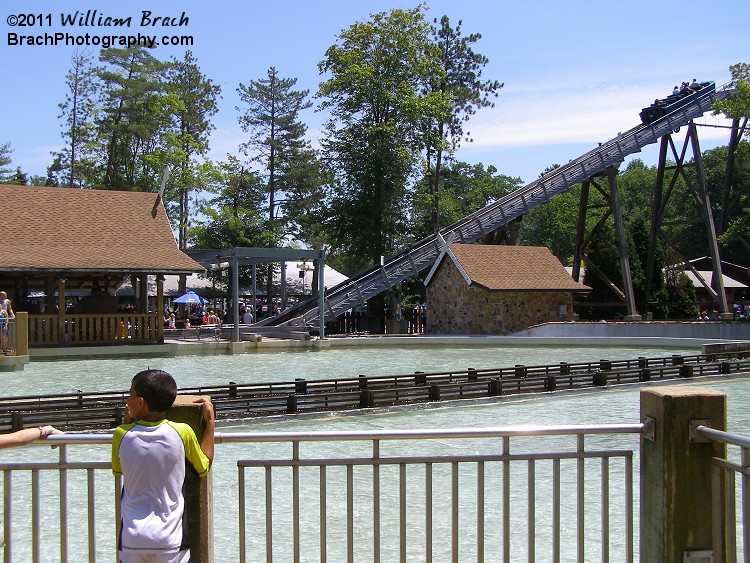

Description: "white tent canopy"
115 263 349 298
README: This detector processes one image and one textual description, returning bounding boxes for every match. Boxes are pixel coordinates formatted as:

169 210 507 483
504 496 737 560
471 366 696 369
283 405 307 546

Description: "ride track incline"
264 81 730 329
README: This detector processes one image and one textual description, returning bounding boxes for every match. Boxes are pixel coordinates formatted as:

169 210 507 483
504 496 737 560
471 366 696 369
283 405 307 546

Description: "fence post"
14 312 28 355
295 378 307 394
167 395 214 563
414 372 426 386
640 386 726 562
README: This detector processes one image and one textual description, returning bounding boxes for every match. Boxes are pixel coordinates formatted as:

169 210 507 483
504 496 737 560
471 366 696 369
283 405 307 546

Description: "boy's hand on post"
194 397 214 422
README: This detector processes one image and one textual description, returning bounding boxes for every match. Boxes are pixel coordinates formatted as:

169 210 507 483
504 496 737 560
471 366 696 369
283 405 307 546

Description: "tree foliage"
0 143 13 182
237 67 312 241
168 50 221 249
712 63 750 127
318 5 445 272
54 49 100 189
411 160 520 239
421 15 503 233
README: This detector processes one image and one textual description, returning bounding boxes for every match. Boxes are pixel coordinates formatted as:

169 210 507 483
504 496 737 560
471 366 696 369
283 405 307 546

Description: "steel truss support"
572 166 641 320
645 121 731 319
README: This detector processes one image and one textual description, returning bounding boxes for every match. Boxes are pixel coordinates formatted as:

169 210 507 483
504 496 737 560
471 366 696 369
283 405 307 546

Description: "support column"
689 123 730 319
318 254 325 339
44 276 55 316
280 261 287 310
138 274 148 314
645 135 670 308
640 385 726 562
57 278 66 346
156 275 165 344
607 167 640 320
167 395 214 563
251 264 257 322
571 180 590 283
232 255 240 342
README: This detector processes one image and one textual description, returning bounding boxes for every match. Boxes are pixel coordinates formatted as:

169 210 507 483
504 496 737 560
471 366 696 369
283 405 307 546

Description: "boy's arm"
194 397 215 464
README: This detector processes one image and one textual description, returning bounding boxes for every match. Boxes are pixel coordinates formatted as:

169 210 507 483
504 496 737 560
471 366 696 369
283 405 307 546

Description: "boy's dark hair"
132 369 177 413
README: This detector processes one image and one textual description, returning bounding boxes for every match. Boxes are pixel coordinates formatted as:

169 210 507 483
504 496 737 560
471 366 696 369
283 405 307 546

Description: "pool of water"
3 343 746 561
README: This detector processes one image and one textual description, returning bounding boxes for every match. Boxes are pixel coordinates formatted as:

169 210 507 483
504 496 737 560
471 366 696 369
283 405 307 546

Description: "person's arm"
0 425 62 449
194 397 215 464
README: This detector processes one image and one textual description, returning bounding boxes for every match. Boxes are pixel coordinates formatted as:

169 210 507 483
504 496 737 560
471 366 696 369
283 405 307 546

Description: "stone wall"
426 260 575 334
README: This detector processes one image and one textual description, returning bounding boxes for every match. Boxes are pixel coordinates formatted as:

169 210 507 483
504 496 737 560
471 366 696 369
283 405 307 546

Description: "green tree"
237 67 312 242
191 156 267 293
168 50 221 250
281 147 330 249
55 49 100 188
712 63 750 127
318 5 442 272
6 167 29 186
0 142 13 182
412 160 520 239
520 166 580 263
421 15 503 234
237 67 313 298
709 140 750 259
97 47 170 190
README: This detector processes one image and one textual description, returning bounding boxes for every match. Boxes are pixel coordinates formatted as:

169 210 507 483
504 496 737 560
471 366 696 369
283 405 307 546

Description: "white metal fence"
0 424 644 562
694 424 750 563
2 420 747 562
228 425 641 563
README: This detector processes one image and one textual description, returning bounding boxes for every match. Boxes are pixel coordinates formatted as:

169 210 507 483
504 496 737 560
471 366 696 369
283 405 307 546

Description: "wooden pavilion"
0 184 203 346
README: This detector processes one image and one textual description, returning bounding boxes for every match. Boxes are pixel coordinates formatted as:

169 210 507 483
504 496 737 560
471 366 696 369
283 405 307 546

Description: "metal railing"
4 419 747 562
227 425 641 563
0 424 642 562
694 424 750 562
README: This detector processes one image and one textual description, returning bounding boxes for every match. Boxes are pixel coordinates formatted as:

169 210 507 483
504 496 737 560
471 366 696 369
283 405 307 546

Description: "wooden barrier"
2 353 750 432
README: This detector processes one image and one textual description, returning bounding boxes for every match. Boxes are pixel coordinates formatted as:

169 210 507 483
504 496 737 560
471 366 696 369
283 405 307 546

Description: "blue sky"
2 0 747 185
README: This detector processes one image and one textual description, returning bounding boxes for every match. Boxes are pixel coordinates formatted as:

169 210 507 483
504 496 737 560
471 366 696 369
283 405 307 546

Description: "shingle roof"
0 184 203 274
443 244 589 291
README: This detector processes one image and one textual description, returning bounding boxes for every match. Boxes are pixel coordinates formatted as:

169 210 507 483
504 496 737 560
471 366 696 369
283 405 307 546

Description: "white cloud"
467 82 733 151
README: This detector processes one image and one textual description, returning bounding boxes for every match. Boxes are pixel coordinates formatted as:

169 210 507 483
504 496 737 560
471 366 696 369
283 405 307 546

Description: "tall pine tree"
236 67 312 298
55 49 100 188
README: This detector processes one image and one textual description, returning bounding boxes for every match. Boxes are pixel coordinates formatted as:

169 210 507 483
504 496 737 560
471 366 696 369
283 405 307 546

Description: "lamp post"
298 261 314 296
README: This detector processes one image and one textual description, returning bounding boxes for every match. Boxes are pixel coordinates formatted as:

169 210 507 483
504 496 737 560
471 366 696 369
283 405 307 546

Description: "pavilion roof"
0 184 203 291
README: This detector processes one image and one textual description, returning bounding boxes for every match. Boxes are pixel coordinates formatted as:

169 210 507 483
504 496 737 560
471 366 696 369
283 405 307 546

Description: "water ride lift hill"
190 81 739 335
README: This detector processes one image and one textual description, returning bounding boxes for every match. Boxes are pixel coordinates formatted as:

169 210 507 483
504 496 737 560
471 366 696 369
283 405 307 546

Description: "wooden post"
156 275 165 344
640 386 726 562
167 395 214 563
57 278 66 346
14 311 28 355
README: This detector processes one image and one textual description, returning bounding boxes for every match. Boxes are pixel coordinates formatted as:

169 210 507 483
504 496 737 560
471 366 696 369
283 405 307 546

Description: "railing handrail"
34 422 648 448
694 424 750 449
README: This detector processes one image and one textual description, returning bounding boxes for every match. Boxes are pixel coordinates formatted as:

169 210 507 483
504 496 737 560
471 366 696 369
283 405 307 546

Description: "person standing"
112 369 214 563
0 291 14 353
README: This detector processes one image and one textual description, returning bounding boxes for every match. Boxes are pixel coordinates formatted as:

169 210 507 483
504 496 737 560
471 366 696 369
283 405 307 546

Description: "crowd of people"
652 78 704 107
161 296 298 330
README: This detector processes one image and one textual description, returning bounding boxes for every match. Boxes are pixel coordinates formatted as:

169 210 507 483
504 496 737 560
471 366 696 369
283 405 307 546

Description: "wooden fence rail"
2 352 748 432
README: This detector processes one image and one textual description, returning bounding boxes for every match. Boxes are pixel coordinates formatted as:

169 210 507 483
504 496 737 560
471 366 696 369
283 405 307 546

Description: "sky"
2 0 747 186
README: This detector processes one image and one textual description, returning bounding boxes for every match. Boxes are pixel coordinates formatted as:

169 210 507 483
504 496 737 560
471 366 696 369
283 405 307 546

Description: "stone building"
425 244 589 335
